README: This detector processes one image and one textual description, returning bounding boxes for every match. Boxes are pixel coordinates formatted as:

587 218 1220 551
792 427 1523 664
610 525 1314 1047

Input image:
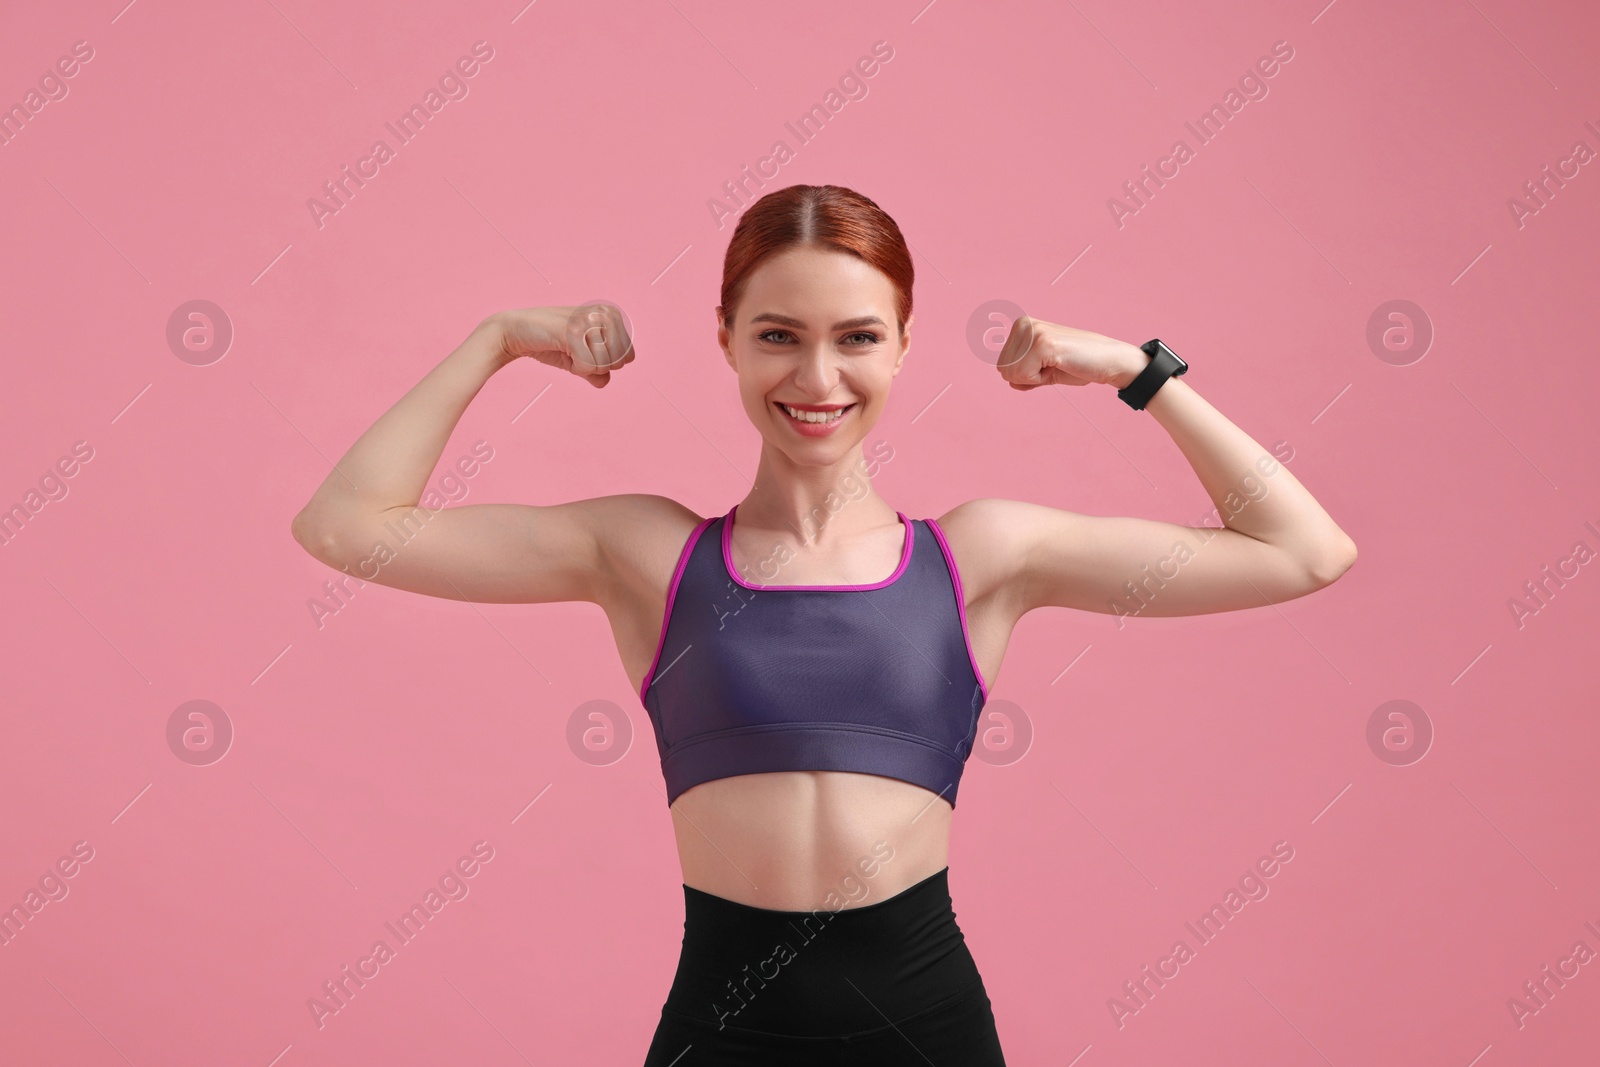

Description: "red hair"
718 184 914 337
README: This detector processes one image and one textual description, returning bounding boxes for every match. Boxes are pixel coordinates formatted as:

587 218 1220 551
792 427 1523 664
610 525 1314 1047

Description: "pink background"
3 0 1597 1063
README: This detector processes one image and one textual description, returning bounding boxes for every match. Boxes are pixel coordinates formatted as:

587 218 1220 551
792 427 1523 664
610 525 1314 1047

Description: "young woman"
291 184 1356 1065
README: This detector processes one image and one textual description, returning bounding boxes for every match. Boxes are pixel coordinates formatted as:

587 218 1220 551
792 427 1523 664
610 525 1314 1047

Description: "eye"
756 329 883 346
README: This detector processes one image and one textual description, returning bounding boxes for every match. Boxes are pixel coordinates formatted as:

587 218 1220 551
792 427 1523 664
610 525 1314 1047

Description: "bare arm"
946 321 1356 621
289 307 655 606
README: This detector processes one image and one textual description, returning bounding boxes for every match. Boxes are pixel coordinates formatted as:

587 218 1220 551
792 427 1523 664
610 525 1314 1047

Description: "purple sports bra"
638 504 991 808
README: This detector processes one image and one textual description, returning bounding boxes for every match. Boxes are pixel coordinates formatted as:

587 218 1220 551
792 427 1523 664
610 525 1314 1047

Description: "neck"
739 444 894 548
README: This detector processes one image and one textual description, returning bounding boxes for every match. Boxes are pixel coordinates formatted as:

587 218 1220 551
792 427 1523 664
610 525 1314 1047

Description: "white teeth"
781 403 849 424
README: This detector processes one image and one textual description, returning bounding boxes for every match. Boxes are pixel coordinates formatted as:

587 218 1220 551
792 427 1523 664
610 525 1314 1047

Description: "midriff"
668 769 954 911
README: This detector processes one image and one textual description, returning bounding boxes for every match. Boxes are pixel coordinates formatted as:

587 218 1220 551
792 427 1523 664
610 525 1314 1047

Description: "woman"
291 184 1356 1064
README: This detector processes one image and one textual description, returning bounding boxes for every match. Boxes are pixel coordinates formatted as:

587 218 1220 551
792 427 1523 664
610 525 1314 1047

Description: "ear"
893 314 912 375
715 306 736 370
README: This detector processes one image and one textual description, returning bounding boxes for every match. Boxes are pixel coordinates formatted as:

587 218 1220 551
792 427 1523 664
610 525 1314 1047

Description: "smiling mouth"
776 401 856 424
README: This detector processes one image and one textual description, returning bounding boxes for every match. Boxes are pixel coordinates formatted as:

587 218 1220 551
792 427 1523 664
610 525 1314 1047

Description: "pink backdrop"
3 0 1597 1063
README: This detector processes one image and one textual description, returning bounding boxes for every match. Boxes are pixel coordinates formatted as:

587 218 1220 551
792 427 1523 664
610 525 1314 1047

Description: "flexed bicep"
989 499 1340 621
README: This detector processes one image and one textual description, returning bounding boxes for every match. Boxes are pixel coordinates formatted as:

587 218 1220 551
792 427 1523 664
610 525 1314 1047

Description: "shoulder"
586 494 708 603
927 498 1041 608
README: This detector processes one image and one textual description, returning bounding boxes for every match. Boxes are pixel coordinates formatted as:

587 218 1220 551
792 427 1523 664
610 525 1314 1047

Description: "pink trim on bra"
924 516 991 702
639 515 717 705
720 503 914 591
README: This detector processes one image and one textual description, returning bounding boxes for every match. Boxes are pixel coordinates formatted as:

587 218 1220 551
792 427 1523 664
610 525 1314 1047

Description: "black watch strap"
1118 339 1188 410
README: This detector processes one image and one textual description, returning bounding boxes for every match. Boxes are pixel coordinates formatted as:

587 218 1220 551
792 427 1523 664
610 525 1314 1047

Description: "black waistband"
684 863 950 919
663 866 985 1037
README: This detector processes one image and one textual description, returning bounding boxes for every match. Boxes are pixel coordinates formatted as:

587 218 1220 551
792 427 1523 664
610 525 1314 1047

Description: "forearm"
293 316 507 537
1110 343 1356 573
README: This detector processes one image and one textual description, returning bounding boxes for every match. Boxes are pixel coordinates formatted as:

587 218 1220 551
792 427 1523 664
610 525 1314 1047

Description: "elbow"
1306 535 1357 587
290 508 318 551
291 509 344 565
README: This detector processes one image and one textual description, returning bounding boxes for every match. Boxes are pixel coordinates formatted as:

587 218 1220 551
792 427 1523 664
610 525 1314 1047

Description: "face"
717 245 911 463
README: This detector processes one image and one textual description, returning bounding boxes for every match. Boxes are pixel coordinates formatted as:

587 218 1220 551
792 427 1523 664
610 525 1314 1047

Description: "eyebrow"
748 313 888 331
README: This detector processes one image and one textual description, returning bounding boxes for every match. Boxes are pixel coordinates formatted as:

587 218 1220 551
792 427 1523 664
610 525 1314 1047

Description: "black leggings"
642 866 1007 1065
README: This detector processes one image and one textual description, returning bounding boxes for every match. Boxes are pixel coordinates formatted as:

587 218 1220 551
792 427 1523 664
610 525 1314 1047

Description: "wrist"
1107 341 1150 390
453 314 512 376
471 313 514 372
1116 338 1188 410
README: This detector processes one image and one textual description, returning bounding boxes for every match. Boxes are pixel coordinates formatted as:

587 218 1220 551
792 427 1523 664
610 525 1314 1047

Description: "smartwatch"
1117 339 1187 410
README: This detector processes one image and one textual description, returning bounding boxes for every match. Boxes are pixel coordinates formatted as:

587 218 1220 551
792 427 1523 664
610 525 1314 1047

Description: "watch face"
1124 340 1186 408
1151 339 1186 373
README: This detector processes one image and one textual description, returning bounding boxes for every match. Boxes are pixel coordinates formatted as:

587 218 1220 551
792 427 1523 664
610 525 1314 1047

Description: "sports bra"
638 503 991 808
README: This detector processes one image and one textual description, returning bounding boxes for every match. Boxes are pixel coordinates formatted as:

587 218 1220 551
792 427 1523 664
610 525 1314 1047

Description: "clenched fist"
490 304 636 388
992 315 1146 392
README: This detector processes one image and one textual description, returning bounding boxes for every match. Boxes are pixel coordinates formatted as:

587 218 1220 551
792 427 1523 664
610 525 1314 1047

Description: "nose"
793 343 840 398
